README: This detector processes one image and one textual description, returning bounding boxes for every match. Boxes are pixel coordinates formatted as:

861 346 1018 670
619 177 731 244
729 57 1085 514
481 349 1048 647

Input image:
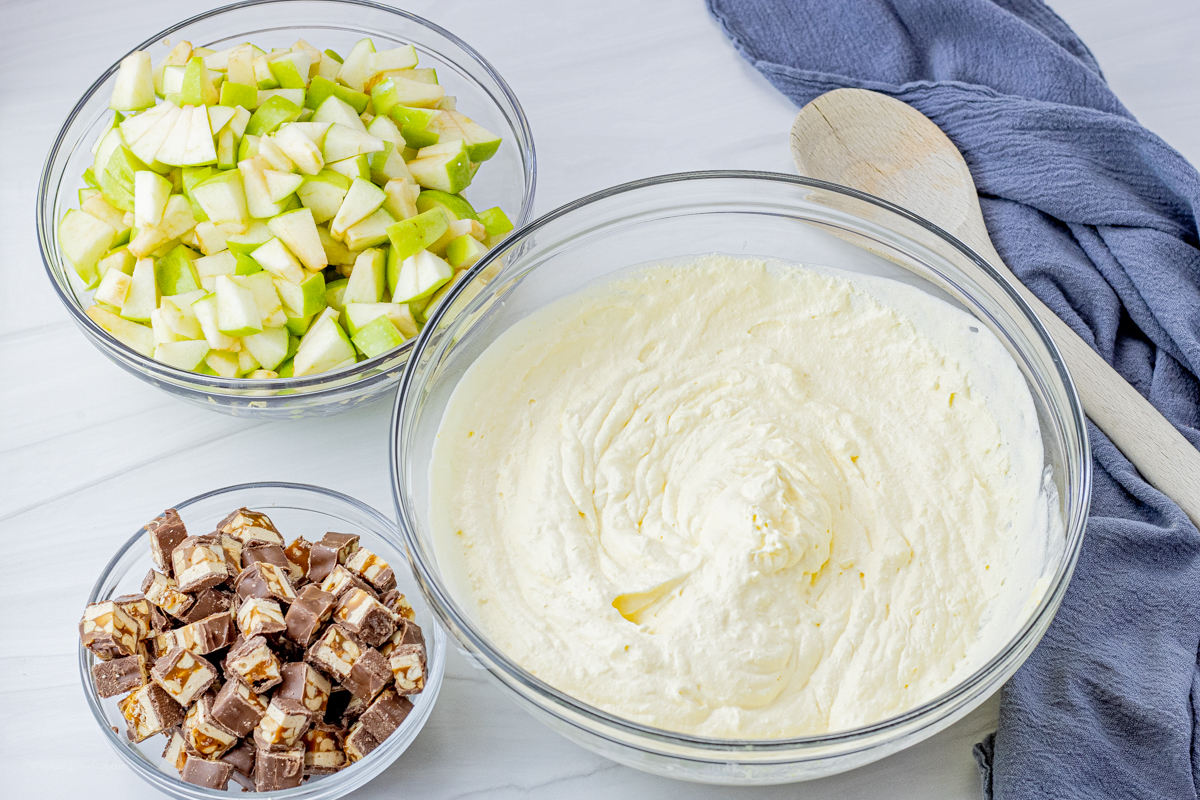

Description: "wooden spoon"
791 88 1200 527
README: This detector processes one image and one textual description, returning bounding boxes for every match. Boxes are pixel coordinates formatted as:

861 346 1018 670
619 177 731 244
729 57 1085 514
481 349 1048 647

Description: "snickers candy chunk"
381 589 417 622
113 594 152 640
183 693 239 757
141 571 194 619
334 588 397 647
306 625 363 682
164 610 237 655
80 600 140 660
171 535 229 593
306 532 359 583
181 757 234 790
285 584 335 647
343 720 380 763
119 683 185 742
219 534 243 578
389 643 427 696
151 647 218 707
219 507 286 547
320 564 375 599
162 728 189 773
92 653 149 698
284 536 313 579
278 661 332 716
345 547 396 593
237 597 287 638
211 674 269 736
359 688 414 741
303 724 346 775
255 747 305 791
220 738 257 778
145 508 188 576
253 696 312 751
175 587 232 625
227 635 283 693
235 560 297 604
344 648 392 703
380 619 425 658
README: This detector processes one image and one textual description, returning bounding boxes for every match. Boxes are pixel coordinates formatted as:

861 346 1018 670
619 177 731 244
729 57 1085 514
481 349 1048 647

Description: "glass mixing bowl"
389 171 1091 784
80 481 446 798
39 0 536 419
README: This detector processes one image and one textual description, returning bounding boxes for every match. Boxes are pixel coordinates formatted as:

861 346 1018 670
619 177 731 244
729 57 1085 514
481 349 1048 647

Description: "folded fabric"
705 1 1200 797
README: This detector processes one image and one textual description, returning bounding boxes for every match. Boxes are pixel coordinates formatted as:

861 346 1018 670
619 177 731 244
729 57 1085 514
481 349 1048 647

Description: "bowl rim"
38 0 536 398
389 169 1092 753
78 480 446 797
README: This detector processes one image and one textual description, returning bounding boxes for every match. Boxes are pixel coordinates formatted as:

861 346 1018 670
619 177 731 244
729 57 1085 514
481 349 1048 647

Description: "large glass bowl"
80 481 446 799
389 171 1091 784
39 0 536 419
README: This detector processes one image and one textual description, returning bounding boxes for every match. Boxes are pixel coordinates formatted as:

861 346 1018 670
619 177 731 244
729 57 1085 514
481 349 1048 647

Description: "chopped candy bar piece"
211 673 269 736
170 610 237 655
80 600 140 660
237 597 287 638
183 693 239 757
344 647 391 702
380 619 425 658
242 541 297 579
149 605 172 634
151 646 218 707
219 507 285 547
162 728 189 773
277 661 332 715
113 594 152 640
234 561 297 604
220 534 243 578
359 688 414 741
220 737 257 777
380 589 416 621
345 547 396 592
307 532 359 583
253 696 312 751
285 584 335 646
175 587 232 625
389 643 427 696
171 535 229 593
92 653 148 697
141 570 194 619
343 720 379 763
284 536 313 579
320 564 376 599
119 682 185 742
145 508 188 576
226 634 283 693
181 757 234 790
303 723 346 775
334 588 397 647
254 747 304 791
306 625 363 681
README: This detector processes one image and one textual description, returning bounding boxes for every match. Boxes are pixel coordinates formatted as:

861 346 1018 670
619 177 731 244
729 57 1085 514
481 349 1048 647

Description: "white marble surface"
1 0 1196 797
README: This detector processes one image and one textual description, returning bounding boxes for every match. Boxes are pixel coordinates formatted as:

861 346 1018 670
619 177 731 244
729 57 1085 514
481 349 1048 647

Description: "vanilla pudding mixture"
430 255 1056 738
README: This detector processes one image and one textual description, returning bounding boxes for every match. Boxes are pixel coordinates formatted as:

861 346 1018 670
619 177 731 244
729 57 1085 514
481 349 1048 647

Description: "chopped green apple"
86 305 154 356
191 169 250 224
382 178 418 220
219 81 258 109
324 154 370 182
445 233 488 269
478 206 514 238
268 208 327 271
110 52 155 111
415 189 478 221
407 139 471 193
246 94 302 136
268 50 311 89
305 76 369 114
154 339 210 370
275 269 326 317
59 208 117 285
134 170 172 228
294 312 356 376
251 237 304 283
264 169 304 202
391 249 453 303
206 349 240 377
426 109 502 162
242 325 289 370
311 95 367 132
342 248 386 304
336 38 377 92
296 170 349 223
181 57 219 106
343 208 393 250
120 258 159 322
155 244 203 295
322 125 385 163
343 301 417 338
351 314 405 358
385 207 447 262
215 274 263 336
274 123 325 175
94 266 132 308
329 177 385 239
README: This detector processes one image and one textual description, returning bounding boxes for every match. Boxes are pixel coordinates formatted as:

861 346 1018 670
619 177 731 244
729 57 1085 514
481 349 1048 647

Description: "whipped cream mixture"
430 256 1055 738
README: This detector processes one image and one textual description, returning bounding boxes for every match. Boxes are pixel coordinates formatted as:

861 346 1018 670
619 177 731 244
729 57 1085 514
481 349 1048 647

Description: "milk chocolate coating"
343 648 391 702
145 509 188 576
210 674 267 736
220 737 257 777
285 585 335 647
344 721 379 762
181 757 234 790
359 689 413 741
242 543 291 572
254 747 304 791
188 611 237 654
176 588 232 625
92 655 145 698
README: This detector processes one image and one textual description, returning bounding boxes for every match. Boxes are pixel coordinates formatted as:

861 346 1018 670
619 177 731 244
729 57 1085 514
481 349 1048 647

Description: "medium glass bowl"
39 0 536 419
390 171 1091 784
80 481 446 799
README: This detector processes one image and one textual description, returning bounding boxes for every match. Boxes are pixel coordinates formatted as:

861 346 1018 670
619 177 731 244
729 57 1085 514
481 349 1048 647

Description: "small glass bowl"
80 481 446 799
390 171 1091 784
39 0 536 419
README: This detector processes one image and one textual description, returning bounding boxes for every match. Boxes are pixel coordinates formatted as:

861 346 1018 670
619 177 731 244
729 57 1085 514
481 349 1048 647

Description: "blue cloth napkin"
705 1 1200 797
